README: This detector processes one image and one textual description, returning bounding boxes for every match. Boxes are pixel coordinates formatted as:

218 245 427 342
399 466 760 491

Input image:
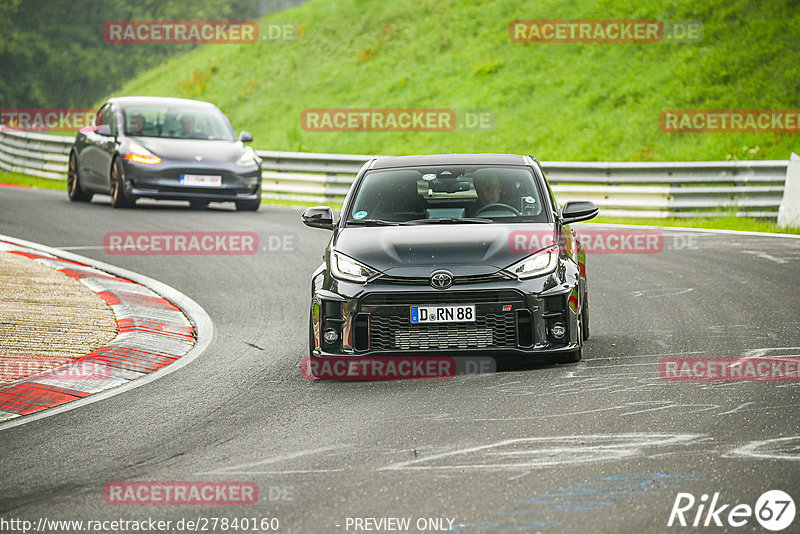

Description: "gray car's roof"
370 154 530 169
107 96 220 110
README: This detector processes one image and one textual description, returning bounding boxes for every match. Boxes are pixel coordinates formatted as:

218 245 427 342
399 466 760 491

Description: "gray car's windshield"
347 165 548 224
122 106 236 141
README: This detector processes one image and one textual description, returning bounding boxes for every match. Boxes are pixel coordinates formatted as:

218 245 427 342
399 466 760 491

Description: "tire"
189 200 210 210
308 310 316 357
110 157 135 209
236 198 261 211
67 152 93 202
235 184 261 211
582 290 590 341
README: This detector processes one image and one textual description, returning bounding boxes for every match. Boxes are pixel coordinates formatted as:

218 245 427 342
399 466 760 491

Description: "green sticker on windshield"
353 211 368 219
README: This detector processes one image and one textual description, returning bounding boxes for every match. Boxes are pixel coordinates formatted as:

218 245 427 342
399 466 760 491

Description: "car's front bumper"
122 160 261 202
310 271 583 361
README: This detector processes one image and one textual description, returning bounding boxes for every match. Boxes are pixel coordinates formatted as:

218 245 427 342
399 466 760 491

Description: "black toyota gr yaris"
302 154 599 365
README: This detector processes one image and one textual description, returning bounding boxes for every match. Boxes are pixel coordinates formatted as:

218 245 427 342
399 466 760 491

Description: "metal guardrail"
0 128 72 180
0 128 790 218
257 151 790 218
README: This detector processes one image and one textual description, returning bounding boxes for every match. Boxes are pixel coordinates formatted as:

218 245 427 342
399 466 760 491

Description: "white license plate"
410 305 476 324
181 174 222 187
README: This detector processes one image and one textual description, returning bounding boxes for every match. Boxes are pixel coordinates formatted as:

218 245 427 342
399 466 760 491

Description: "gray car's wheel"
236 200 260 211
110 157 135 209
235 184 261 211
67 152 93 202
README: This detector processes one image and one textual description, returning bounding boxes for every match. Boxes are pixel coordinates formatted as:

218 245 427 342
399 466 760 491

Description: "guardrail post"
778 152 800 228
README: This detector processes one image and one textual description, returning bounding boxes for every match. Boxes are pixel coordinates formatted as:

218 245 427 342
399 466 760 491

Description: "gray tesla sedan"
302 154 599 367
68 96 262 210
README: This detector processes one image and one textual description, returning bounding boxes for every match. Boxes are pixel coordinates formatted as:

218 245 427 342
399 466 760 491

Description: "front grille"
363 290 525 351
370 313 517 350
362 290 523 306
153 185 241 196
378 272 513 285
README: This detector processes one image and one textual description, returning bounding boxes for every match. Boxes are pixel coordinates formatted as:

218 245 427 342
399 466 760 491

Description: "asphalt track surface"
0 185 799 533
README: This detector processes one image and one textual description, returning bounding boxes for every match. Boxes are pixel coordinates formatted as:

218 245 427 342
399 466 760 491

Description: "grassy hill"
109 0 799 161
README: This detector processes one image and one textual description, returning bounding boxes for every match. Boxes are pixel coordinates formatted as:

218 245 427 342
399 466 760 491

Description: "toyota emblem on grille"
429 270 454 289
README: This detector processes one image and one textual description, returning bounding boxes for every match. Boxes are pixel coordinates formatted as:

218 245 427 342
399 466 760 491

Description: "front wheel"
308 309 316 357
236 184 261 211
67 152 93 202
236 198 261 211
582 291 590 341
110 157 135 209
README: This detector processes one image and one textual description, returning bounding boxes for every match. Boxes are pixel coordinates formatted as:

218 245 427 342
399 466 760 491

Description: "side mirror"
238 131 253 143
302 206 335 230
560 200 599 225
96 124 113 137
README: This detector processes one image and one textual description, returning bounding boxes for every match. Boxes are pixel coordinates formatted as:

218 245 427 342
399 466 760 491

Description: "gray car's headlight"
236 146 258 167
506 245 559 279
330 250 379 283
124 142 161 165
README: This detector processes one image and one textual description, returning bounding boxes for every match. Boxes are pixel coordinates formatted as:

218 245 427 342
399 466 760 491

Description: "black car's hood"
130 138 247 163
334 223 557 277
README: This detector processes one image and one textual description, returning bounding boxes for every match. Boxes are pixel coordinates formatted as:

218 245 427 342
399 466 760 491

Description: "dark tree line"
0 0 279 108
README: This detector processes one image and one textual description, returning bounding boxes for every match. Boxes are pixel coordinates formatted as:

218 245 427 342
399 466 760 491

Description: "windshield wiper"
400 217 494 225
346 218 400 226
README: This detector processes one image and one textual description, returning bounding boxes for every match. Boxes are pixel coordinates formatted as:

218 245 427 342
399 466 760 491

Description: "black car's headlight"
330 250 380 283
236 147 258 167
505 245 559 279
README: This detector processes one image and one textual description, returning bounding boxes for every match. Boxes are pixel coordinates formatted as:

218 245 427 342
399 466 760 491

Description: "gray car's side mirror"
560 201 599 225
96 124 113 137
238 131 253 143
302 206 335 230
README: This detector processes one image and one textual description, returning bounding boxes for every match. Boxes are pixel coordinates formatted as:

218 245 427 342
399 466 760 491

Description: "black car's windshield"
347 165 549 224
122 106 236 141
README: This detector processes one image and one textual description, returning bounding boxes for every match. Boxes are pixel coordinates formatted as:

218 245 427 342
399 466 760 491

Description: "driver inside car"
466 174 503 216
179 113 205 139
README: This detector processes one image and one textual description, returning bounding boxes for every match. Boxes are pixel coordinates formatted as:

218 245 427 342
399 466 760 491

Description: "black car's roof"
370 154 531 169
106 96 220 110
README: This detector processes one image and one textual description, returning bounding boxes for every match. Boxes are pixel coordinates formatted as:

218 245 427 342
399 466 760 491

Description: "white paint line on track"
198 445 348 475
0 234 215 432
